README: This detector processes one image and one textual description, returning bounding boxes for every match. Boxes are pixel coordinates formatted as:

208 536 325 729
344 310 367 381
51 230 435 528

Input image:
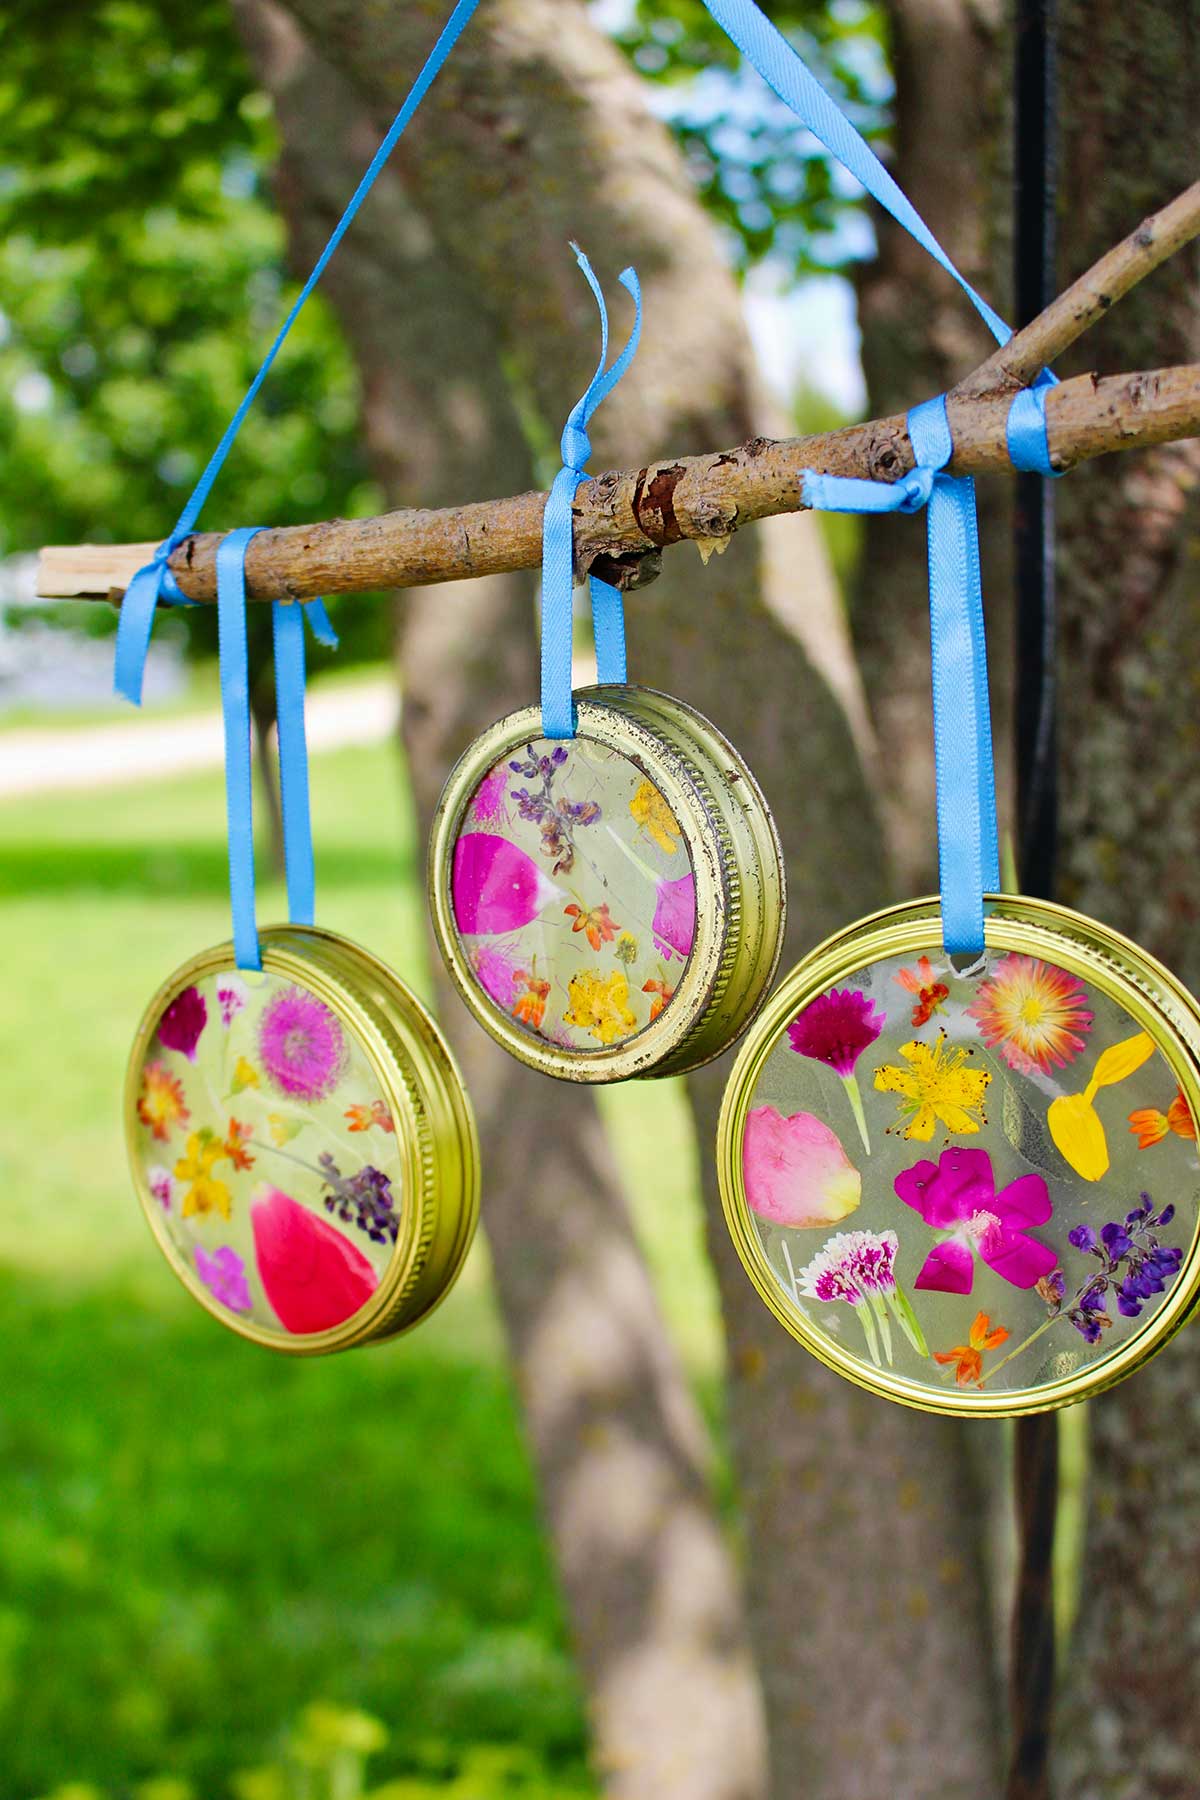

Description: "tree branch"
36 182 1200 608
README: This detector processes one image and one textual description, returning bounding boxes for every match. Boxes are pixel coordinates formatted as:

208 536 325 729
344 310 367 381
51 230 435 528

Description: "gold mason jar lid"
717 894 1200 1416
125 925 480 1354
427 684 786 1082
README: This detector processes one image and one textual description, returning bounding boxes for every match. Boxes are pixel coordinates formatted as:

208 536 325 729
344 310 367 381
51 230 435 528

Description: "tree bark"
232 6 768 1796
240 2 1007 1792
1049 5 1200 1796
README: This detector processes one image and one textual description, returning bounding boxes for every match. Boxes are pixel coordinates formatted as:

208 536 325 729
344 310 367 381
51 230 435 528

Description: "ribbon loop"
1006 369 1062 477
540 247 642 739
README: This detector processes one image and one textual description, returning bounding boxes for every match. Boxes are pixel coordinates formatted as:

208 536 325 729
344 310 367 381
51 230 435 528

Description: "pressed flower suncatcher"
718 897 1200 1415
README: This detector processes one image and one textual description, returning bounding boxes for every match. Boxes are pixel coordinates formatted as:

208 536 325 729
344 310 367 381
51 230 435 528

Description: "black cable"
1007 5 1060 1799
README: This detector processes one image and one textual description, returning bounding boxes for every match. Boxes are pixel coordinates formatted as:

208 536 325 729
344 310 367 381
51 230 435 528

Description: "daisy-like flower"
966 954 1093 1075
157 986 208 1062
216 977 247 1029
1129 1088 1196 1150
258 986 348 1104
787 988 886 1155
629 780 681 855
175 1132 232 1221
137 1061 190 1142
564 900 619 951
934 1311 1010 1387
563 968 638 1046
873 1032 991 1140
894 956 950 1028
794 1228 928 1366
194 1244 252 1315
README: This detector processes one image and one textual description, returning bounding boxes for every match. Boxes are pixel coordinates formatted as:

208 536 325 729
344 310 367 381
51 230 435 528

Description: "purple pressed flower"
318 1154 400 1244
195 1244 253 1315
1036 1268 1066 1309
1067 1224 1097 1253
148 1165 175 1212
787 988 886 1077
258 986 348 1103
1101 1221 1134 1260
895 1146 1057 1295
158 986 207 1062
1155 1204 1176 1228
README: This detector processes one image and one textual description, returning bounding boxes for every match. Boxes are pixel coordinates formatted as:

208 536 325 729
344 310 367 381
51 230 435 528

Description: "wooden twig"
36 185 1200 609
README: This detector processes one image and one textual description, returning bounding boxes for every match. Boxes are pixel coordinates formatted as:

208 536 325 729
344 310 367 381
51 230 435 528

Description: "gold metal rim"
716 894 1200 1417
125 926 480 1355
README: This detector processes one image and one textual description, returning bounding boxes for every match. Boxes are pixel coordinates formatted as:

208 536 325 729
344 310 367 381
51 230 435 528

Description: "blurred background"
1 3 1197 1798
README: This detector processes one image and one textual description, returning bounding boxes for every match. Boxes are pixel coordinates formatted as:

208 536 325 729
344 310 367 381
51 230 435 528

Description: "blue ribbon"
113 0 482 706
541 246 642 739
1006 367 1062 476
216 528 338 970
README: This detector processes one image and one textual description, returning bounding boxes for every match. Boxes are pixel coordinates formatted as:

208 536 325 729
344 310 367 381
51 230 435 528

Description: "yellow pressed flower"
629 780 681 856
231 1056 260 1093
174 1131 233 1221
268 1113 304 1146
873 1033 991 1140
1047 1031 1155 1182
563 968 638 1046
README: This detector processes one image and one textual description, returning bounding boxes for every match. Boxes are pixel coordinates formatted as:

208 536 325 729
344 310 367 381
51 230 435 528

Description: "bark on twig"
34 180 1200 611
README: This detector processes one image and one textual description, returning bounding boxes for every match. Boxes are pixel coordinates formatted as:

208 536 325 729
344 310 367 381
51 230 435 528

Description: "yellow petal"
903 1105 939 1141
933 1105 984 1136
873 1065 918 1098
1087 1032 1155 1092
1048 1092 1110 1181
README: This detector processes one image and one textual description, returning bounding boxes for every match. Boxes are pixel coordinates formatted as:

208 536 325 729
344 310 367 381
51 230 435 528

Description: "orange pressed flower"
345 1099 396 1135
934 1311 1010 1387
1129 1089 1196 1150
223 1118 256 1171
642 977 674 1022
512 971 552 1030
563 901 619 952
894 956 950 1028
137 1061 190 1142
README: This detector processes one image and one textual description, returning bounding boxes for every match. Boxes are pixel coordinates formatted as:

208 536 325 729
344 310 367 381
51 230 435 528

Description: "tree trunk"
240 2 1007 1792
1048 5 1200 1795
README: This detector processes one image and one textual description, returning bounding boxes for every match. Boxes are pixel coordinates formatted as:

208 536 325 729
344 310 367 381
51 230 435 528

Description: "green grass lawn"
0 733 721 1800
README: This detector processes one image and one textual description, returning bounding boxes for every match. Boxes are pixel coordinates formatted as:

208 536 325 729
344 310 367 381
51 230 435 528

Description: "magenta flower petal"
914 1240 976 1294
978 1228 1059 1290
743 1104 862 1229
786 988 885 1077
158 986 207 1062
894 1146 995 1229
991 1171 1053 1229
452 832 560 936
471 946 522 1008
652 873 696 962
251 1185 379 1334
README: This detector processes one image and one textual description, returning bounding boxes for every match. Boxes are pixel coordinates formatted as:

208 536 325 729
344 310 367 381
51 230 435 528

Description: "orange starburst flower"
563 901 619 951
137 1061 190 1142
642 977 674 1022
934 1311 1010 1387
344 1099 395 1134
966 954 1093 1075
223 1118 256 1171
1129 1089 1196 1150
894 955 950 1027
512 971 552 1030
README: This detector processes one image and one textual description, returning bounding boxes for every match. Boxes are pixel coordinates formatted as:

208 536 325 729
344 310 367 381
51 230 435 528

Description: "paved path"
0 677 399 799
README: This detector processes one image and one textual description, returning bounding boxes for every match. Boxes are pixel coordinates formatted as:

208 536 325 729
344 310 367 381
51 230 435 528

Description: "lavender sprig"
317 1153 399 1245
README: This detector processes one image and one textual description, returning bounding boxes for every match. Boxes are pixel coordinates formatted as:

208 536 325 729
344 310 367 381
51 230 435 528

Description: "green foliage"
614 0 891 275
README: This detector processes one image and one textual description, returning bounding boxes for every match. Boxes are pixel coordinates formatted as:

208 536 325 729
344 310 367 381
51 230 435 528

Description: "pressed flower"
344 1100 395 1135
470 945 523 1010
194 1244 252 1315
615 931 639 966
175 1132 232 1221
258 986 348 1104
148 1165 175 1211
1047 1031 1155 1181
743 1105 861 1229
934 1311 1010 1387
452 832 561 935
794 1228 929 1365
966 955 1093 1075
788 988 886 1155
511 971 551 1031
268 1112 304 1146
216 977 247 1029
137 1061 190 1142
652 874 696 962
507 745 599 875
1129 1088 1196 1150
563 968 638 1046
250 1185 379 1333
895 1145 1056 1294
643 976 674 1021
470 762 511 824
318 1154 400 1245
629 779 681 855
564 900 619 951
894 956 950 1028
874 1032 990 1141
157 986 208 1062
223 1118 255 1172
231 1056 260 1094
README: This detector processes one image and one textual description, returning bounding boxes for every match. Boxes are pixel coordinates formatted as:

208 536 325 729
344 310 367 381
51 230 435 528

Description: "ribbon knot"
560 417 593 474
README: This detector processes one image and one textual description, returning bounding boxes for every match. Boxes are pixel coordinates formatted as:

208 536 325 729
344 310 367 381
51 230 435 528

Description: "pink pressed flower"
194 1243 253 1315
742 1104 862 1228
895 1146 1057 1294
250 1185 379 1334
452 832 561 936
652 873 696 963
158 986 208 1062
471 945 523 1009
148 1165 175 1211
470 763 510 825
217 977 247 1028
258 986 347 1103
787 988 885 1077
797 1229 899 1305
